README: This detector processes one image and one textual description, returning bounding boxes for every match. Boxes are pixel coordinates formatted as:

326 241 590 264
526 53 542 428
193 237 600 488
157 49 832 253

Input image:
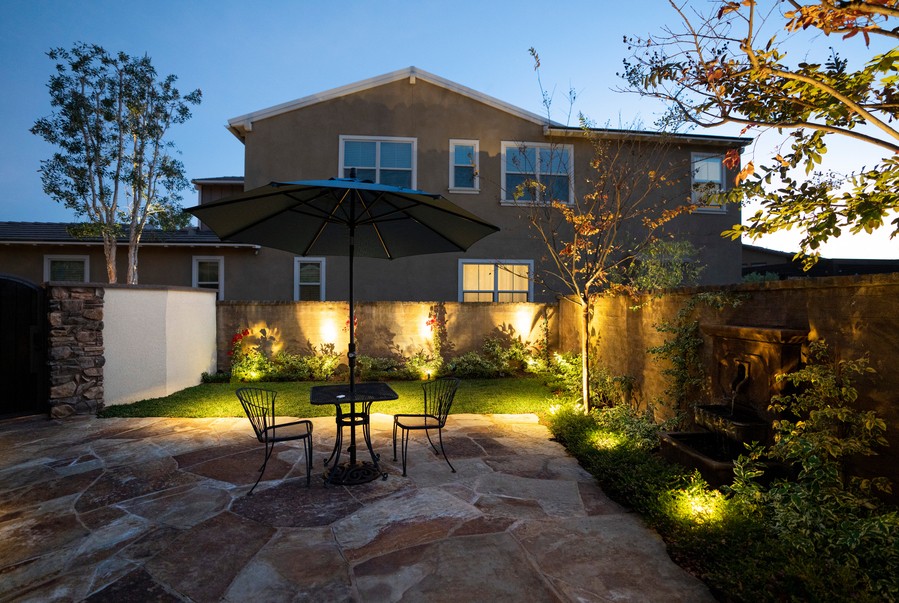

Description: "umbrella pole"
348 227 357 466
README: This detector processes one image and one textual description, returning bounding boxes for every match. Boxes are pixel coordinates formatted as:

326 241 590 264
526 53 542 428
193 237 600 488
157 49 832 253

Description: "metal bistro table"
310 382 398 485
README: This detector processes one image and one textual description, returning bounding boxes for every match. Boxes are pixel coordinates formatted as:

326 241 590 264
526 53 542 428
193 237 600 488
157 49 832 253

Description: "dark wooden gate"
0 276 48 416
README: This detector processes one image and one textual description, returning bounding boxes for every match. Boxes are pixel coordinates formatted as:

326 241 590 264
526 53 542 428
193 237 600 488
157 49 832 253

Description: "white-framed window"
44 255 89 282
294 257 326 301
501 141 573 204
192 256 224 300
691 152 726 212
339 135 417 188
449 139 479 193
459 260 533 302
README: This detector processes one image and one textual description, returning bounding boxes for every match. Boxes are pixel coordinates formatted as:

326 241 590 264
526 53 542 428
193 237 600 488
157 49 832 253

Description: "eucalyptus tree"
32 43 201 283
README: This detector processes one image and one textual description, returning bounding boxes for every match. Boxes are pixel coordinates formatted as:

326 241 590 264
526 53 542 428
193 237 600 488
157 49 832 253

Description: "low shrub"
446 351 502 379
357 355 417 381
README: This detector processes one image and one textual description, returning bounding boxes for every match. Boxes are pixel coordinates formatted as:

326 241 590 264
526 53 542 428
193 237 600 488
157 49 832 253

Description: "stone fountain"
659 324 807 487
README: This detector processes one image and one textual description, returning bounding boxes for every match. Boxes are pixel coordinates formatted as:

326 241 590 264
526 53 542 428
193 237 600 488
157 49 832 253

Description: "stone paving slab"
0 413 714 602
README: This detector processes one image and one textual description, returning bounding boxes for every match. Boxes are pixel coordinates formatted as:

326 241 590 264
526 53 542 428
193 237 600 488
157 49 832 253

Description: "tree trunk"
102 235 117 283
581 301 590 413
126 239 139 284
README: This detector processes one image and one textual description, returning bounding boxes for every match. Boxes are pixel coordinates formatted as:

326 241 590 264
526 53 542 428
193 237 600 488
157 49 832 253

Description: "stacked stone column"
48 286 104 417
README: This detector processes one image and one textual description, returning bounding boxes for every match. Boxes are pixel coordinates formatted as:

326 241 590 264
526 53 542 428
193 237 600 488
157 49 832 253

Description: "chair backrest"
236 387 276 443
422 377 459 426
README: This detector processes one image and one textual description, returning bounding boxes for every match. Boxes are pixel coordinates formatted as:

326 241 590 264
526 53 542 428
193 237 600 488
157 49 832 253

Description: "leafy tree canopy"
621 1 899 265
31 43 201 283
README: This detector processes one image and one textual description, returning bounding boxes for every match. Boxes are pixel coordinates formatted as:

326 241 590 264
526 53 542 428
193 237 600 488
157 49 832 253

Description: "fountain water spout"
729 360 750 415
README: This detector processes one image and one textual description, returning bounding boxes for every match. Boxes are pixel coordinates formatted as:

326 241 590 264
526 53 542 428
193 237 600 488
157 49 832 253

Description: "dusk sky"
2 0 896 259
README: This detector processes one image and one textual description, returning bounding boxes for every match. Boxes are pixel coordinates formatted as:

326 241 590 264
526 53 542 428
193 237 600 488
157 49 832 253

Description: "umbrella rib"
361 192 483 253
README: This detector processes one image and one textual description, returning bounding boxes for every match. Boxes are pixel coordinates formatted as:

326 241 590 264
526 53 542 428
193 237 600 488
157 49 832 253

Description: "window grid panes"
692 153 725 208
49 259 87 282
192 256 223 300
297 260 323 301
461 262 530 302
342 137 414 188
502 143 571 203
450 140 479 191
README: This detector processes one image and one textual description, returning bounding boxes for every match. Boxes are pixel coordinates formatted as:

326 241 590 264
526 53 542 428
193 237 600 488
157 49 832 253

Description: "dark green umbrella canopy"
185 177 500 396
185 178 500 259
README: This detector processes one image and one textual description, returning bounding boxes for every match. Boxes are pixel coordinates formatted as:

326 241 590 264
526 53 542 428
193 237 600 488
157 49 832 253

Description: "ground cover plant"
547 343 899 602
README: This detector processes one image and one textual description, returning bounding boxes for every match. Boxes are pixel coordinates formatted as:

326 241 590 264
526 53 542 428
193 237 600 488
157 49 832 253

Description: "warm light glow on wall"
248 322 283 355
320 318 338 345
513 307 534 340
419 307 432 340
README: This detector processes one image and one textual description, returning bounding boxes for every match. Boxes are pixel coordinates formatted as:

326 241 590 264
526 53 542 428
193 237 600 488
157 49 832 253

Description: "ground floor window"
294 257 325 301
192 256 224 300
459 260 532 302
44 255 89 282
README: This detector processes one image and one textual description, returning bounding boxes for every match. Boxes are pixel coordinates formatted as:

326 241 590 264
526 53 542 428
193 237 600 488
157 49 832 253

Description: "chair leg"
438 428 455 473
249 439 275 496
424 428 440 455
400 428 411 477
392 419 398 461
304 436 313 487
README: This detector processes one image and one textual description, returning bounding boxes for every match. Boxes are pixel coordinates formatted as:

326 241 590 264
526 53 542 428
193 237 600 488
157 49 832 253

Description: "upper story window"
44 255 89 282
449 139 479 193
501 142 573 204
339 135 416 188
459 260 532 302
192 256 224 300
691 152 726 212
294 257 325 301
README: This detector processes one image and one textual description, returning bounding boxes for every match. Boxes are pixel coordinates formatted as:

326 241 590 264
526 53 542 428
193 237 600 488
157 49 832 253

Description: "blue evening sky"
2 0 895 258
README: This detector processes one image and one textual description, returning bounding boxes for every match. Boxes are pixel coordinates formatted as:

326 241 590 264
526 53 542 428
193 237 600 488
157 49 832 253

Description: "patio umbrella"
185 177 500 391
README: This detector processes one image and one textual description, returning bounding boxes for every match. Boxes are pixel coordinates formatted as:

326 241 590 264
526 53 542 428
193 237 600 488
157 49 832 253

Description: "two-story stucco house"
0 66 749 303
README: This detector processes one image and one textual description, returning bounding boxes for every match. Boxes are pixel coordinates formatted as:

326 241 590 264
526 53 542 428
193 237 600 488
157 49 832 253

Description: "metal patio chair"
236 387 313 495
392 377 460 476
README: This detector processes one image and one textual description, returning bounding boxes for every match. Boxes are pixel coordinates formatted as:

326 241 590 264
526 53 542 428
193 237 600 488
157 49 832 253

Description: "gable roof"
225 66 752 149
226 66 557 141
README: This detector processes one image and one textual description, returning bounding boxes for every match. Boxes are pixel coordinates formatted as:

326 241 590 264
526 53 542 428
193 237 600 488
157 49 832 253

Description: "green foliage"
622 2 899 261
446 351 502 379
356 355 415 381
547 374 899 602
724 341 899 600
630 239 705 296
742 271 781 283
542 353 634 408
649 292 743 412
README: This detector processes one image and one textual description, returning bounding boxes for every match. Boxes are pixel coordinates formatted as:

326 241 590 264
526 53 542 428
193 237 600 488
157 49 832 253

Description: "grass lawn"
99 377 558 418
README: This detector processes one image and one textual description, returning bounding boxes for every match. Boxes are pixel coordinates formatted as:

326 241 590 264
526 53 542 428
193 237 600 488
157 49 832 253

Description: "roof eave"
543 126 753 148
226 66 561 141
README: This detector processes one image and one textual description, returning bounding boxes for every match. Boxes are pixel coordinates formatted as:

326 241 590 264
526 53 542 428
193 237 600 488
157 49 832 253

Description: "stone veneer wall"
47 285 104 417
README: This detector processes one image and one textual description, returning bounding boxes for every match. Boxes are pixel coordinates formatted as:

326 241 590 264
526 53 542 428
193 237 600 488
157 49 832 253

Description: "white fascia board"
227 66 560 141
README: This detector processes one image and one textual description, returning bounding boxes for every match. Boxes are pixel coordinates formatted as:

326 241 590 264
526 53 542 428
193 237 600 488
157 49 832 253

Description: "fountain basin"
659 432 737 487
695 404 769 444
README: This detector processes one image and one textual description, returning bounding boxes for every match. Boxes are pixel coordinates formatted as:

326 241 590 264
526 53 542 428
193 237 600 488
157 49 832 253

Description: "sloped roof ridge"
227 66 559 140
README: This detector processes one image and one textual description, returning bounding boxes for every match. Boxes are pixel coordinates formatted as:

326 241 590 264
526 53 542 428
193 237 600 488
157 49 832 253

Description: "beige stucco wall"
239 77 744 302
216 300 557 371
558 273 899 491
104 286 217 405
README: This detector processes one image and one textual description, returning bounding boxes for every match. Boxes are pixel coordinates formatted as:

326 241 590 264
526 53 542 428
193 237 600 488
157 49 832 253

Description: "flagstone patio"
0 412 714 602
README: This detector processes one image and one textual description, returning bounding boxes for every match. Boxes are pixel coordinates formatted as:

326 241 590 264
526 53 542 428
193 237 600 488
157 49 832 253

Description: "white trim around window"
338 135 418 189
500 141 574 205
294 257 326 301
691 152 727 213
192 256 224 300
448 139 479 193
458 259 534 302
43 254 90 282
